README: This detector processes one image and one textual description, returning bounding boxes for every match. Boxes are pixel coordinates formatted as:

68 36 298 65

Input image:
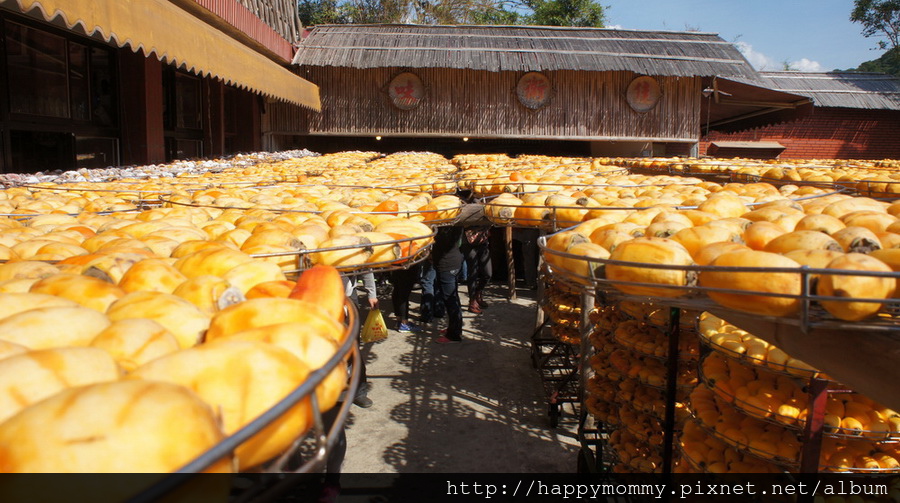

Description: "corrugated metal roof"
754 72 900 110
292 24 757 78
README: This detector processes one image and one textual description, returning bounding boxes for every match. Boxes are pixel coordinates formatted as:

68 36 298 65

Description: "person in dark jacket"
390 264 421 334
460 226 492 313
431 226 464 343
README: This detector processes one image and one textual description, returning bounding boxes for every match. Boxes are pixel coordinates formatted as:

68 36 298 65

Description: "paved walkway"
341 283 580 474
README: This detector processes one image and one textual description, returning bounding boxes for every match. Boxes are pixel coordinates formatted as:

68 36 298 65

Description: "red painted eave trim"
190 0 295 62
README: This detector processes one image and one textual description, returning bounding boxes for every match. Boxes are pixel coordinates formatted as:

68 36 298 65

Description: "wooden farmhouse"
277 24 811 157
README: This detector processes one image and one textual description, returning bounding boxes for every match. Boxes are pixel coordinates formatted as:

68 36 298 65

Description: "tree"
298 0 605 27
847 47 900 76
342 0 408 23
298 0 346 25
851 0 900 51
526 0 605 27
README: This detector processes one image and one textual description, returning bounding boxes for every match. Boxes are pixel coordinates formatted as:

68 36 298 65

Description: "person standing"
461 226 492 313
418 260 446 324
390 264 421 334
345 273 376 408
432 226 464 344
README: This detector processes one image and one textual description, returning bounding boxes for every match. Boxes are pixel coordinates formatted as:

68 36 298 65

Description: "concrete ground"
341 282 581 474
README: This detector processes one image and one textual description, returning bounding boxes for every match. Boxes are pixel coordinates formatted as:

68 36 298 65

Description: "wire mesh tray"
466 174 686 196
854 179 900 200
676 441 707 473
697 316 828 381
613 402 667 451
130 299 361 502
540 238 900 334
594 348 696 391
361 180 460 196
584 394 620 426
483 185 844 230
699 354 900 443
621 383 691 424
249 230 436 277
0 208 144 220
688 407 800 470
611 319 699 364
607 436 666 473
676 428 791 476
160 193 465 227
698 355 817 432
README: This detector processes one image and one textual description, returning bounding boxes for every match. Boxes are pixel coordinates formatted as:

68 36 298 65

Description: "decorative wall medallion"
626 76 662 112
389 72 424 110
516 72 552 109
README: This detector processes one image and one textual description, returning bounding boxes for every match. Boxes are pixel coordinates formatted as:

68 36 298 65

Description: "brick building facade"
701 72 900 160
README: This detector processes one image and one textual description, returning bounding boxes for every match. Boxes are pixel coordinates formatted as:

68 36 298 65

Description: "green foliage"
526 0 605 27
851 0 900 50
298 0 407 25
848 47 900 76
343 0 408 23
297 0 605 27
469 6 524 25
298 0 346 25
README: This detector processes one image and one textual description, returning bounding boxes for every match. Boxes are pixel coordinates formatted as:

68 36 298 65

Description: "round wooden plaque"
516 72 552 109
388 72 424 110
626 76 662 112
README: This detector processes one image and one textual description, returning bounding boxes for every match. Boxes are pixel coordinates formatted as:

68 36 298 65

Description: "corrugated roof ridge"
760 71 899 79
308 23 721 36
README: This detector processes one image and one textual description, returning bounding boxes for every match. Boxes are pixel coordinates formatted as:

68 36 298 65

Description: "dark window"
224 86 238 135
6 23 69 118
10 130 74 172
175 73 201 130
68 42 89 121
0 16 120 173
90 47 116 127
163 68 203 162
166 137 202 161
224 86 238 154
75 137 118 169
175 139 202 159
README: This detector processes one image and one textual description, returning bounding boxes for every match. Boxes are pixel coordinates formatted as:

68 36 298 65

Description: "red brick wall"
701 108 900 160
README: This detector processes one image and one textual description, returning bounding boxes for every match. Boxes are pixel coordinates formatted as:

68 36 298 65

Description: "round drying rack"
158 194 465 228
540 239 900 335
460 167 632 194
248 229 436 278
129 298 361 502
480 186 847 231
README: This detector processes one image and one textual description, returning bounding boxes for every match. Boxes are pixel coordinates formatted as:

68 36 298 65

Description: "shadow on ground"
344 283 579 473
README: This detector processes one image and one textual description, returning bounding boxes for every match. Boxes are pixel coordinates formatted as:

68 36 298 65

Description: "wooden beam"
506 226 516 301
306 132 698 142
708 106 792 129
716 98 812 109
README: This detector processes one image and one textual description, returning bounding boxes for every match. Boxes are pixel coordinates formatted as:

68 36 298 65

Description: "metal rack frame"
129 299 362 502
532 268 584 428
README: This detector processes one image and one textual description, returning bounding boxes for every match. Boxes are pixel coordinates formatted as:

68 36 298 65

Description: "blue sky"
605 1 887 71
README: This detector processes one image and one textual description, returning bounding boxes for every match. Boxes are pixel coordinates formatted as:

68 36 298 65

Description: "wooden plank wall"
296 67 701 141
261 99 308 134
